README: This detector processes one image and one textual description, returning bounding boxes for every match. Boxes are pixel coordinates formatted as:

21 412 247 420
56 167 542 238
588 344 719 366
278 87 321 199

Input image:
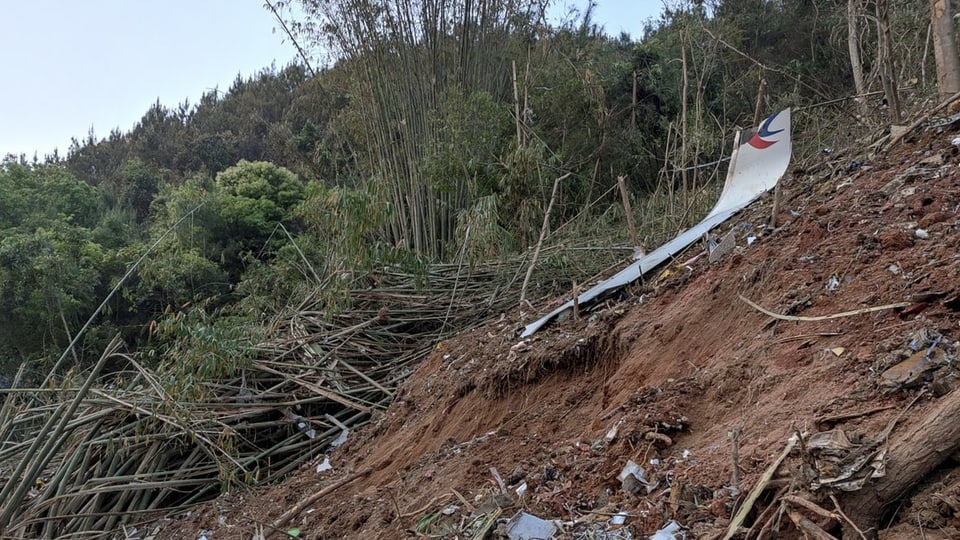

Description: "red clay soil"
154 126 960 539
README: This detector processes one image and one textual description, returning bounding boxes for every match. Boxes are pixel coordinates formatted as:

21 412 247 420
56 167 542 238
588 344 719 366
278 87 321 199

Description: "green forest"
0 0 945 380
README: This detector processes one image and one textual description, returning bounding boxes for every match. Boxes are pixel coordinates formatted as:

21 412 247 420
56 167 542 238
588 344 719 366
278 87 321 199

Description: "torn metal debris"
617 460 657 495
505 511 559 540
806 429 886 491
521 109 792 337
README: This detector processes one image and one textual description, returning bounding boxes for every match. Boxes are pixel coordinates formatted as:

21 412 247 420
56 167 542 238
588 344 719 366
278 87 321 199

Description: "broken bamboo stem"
520 173 570 307
783 494 839 522
617 176 640 249
730 428 742 492
830 494 869 540
723 434 798 540
738 295 909 322
572 281 581 321
269 468 372 537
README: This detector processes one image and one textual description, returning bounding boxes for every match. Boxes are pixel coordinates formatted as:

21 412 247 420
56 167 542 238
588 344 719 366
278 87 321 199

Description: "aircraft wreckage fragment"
521 108 792 337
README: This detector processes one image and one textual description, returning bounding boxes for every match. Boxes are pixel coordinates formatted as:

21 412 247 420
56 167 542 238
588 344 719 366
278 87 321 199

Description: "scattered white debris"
649 520 684 539
609 511 629 526
326 414 351 447
316 456 332 473
826 276 840 292
618 460 657 495
330 429 349 447
515 481 528 498
506 511 558 540
915 228 929 239
510 340 529 352
296 421 316 439
605 420 623 443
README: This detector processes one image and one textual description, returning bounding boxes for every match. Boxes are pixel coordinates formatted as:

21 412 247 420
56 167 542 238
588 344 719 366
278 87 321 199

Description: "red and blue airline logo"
747 111 785 149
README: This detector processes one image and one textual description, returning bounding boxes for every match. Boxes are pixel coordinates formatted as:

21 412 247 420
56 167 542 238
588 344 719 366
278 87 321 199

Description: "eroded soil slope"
157 125 960 539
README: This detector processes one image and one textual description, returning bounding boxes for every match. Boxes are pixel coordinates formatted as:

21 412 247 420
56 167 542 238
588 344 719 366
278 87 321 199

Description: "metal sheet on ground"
520 108 792 337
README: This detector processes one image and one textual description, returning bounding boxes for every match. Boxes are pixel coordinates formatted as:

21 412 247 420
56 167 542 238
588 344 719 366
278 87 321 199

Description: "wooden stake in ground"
729 427 742 492
572 281 581 320
752 78 767 126
616 176 640 250
748 78 782 230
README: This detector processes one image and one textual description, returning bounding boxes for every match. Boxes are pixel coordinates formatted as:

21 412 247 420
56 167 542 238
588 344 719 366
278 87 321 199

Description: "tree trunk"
876 0 901 123
840 389 960 538
847 0 868 119
931 0 960 98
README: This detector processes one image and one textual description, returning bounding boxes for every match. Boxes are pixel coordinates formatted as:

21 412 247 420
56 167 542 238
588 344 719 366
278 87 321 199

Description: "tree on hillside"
0 163 115 369
132 160 305 315
215 160 305 243
931 0 960 98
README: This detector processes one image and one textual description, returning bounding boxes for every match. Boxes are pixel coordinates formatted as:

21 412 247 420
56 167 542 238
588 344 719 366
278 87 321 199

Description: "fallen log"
840 389 960 538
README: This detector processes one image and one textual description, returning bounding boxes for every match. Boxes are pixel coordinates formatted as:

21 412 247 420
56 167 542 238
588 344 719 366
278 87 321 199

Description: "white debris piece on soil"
649 520 684 539
505 511 559 540
609 511 628 525
617 460 657 495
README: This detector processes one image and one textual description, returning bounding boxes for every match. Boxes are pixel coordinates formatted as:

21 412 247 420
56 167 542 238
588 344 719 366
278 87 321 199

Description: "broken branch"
814 405 896 428
520 173 571 306
783 494 838 522
269 468 372 537
738 295 909 322
786 508 838 540
723 434 798 540
830 494 869 540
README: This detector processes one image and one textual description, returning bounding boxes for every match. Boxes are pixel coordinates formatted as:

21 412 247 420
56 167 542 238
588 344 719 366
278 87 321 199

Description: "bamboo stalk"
0 337 121 531
520 173 570 305
617 176 639 249
1 217 604 537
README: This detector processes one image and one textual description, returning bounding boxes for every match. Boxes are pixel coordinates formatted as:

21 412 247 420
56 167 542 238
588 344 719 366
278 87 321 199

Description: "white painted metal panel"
520 109 791 337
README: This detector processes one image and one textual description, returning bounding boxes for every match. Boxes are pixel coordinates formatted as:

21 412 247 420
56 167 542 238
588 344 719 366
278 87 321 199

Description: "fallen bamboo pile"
0 245 624 538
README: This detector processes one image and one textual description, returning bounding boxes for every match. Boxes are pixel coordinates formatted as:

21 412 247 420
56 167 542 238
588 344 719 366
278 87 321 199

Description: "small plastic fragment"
609 511 628 525
650 520 683 539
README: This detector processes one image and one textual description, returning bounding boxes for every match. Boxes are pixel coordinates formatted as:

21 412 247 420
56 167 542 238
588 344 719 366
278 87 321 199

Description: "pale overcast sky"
0 1 664 160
